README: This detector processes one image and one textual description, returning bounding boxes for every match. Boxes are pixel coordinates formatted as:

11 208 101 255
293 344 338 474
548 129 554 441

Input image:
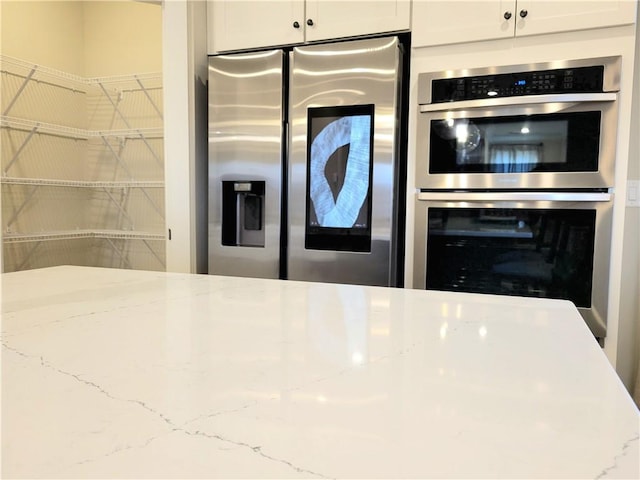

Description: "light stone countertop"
1 265 638 479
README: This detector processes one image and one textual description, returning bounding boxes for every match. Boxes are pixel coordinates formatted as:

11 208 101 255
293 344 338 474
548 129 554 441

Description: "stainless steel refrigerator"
208 36 406 286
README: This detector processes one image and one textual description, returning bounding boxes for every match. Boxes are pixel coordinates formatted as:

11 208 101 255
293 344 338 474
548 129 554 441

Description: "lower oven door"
413 191 612 339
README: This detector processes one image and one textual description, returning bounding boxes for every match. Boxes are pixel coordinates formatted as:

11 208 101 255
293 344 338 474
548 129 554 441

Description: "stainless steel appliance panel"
413 192 612 338
208 50 283 278
415 57 621 190
417 56 621 105
288 37 401 286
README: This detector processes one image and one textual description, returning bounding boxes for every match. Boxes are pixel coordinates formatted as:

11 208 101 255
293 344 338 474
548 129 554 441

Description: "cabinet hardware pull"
519 9 528 18
293 21 300 28
504 11 512 20
306 18 314 26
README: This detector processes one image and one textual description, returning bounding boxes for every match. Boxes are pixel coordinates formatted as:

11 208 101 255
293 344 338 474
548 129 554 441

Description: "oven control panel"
432 65 604 103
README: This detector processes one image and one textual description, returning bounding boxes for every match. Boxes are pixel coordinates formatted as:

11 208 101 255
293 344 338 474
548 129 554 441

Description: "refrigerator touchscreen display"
305 104 374 252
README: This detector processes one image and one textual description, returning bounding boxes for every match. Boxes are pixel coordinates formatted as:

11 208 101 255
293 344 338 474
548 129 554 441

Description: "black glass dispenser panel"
305 104 374 252
221 181 265 247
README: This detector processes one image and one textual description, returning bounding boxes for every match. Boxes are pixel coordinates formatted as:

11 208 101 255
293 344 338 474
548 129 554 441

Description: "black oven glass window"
426 208 596 307
429 111 601 174
305 104 374 252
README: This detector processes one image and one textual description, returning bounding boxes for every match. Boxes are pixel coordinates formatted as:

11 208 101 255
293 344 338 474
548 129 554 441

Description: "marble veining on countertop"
1 266 638 479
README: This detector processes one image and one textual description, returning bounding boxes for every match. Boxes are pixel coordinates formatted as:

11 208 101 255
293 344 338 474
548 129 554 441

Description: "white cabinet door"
305 0 410 42
208 0 304 53
515 0 637 38
412 0 637 48
412 0 515 47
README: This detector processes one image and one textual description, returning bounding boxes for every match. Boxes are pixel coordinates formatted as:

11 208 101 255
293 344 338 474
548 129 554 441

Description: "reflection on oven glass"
485 119 568 172
438 118 570 172
454 121 481 153
426 208 596 308
429 112 599 175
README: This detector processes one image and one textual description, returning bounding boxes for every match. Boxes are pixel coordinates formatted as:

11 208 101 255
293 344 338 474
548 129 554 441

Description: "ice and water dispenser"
221 181 265 248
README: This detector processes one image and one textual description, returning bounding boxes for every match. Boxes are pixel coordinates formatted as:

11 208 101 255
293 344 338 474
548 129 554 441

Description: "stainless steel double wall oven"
414 57 621 340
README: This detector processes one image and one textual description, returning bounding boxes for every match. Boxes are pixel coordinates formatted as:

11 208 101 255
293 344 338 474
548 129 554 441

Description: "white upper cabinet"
208 1 305 53
208 0 410 54
515 0 637 38
304 0 410 42
412 0 638 48
412 1 514 46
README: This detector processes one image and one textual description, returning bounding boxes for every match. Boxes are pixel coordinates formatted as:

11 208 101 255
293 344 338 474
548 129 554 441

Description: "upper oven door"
416 93 618 190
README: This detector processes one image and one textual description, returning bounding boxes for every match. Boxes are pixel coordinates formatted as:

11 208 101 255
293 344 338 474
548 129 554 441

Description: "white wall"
620 8 640 401
162 0 208 274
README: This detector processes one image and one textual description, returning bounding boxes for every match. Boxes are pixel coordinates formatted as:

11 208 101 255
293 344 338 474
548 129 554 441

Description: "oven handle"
417 191 612 202
419 92 617 113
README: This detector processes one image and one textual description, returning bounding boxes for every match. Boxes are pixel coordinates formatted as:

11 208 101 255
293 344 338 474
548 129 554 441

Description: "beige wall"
0 0 161 76
1 1 163 272
1 1 84 74
83 1 162 77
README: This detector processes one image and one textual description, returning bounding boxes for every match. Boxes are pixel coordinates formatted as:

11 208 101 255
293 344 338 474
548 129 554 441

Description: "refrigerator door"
288 37 402 286
208 50 284 279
